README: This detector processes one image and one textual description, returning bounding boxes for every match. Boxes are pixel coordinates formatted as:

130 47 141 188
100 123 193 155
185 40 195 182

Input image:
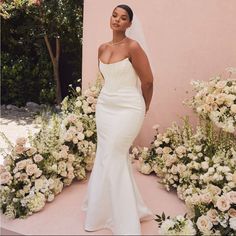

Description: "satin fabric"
81 58 154 235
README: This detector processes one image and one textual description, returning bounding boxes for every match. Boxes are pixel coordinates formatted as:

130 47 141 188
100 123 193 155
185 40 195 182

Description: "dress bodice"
99 57 142 94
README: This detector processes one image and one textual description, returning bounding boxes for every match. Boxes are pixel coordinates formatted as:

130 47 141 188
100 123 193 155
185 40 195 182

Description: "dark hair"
115 4 133 22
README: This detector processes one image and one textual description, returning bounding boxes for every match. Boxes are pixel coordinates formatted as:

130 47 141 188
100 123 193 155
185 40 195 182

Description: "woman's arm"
97 44 106 80
129 41 154 113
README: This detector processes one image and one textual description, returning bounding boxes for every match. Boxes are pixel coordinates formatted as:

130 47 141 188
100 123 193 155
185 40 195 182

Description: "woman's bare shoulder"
126 38 143 55
98 42 110 51
126 37 141 50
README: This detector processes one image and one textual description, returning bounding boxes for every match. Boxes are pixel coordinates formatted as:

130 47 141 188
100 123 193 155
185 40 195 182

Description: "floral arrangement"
135 67 236 235
0 74 103 219
139 119 236 234
156 213 196 235
184 67 236 133
0 137 57 219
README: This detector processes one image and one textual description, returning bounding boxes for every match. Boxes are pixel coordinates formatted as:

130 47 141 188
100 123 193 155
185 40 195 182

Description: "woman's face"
110 7 132 32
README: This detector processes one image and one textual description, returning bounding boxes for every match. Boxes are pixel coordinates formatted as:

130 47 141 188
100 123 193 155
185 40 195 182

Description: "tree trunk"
53 63 62 104
44 34 62 105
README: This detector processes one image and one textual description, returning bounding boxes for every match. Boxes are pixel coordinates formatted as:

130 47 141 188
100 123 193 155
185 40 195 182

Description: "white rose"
225 94 235 106
156 147 163 155
67 172 75 179
165 154 175 167
206 209 219 224
216 195 231 211
190 174 198 180
47 194 55 202
14 172 21 179
159 219 175 235
163 147 172 154
200 193 212 204
229 217 236 230
0 171 13 184
176 145 186 155
201 161 209 170
26 147 37 156
190 194 200 205
26 164 38 176
86 96 95 104
64 132 73 142
77 132 85 141
58 161 67 173
228 181 235 189
0 164 6 174
75 100 82 107
228 208 236 218
196 215 213 233
61 145 69 152
170 165 178 175
216 94 226 105
154 140 161 147
226 191 236 204
224 124 235 133
33 154 44 163
35 169 42 178
177 164 186 174
59 150 68 159
231 104 236 113
91 103 96 112
68 154 75 163
72 137 78 144
14 145 25 155
35 179 44 191
208 184 221 195
163 138 170 143
20 173 28 181
67 114 77 123
16 160 27 170
140 163 152 175
16 137 27 146
208 167 215 174
85 130 94 137
192 161 200 170
195 145 202 152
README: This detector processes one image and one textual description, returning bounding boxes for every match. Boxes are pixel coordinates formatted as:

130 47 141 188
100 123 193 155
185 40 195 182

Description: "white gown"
81 57 154 235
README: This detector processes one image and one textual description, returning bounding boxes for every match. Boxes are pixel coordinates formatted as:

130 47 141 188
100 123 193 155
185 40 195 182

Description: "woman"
82 4 154 235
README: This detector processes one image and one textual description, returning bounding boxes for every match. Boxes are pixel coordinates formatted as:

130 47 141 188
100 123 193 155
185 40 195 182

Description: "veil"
126 12 156 76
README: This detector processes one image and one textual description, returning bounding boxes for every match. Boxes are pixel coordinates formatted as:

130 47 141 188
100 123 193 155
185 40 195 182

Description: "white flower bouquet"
185 68 236 133
0 137 60 219
155 213 196 235
185 188 236 235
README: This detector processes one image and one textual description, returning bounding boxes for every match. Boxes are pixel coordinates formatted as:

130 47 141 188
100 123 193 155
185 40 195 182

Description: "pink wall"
82 0 236 146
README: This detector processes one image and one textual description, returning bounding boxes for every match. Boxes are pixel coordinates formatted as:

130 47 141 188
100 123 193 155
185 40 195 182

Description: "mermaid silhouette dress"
81 57 154 235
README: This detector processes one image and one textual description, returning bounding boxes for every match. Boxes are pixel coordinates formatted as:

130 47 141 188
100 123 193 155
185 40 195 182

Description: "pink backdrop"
82 0 236 146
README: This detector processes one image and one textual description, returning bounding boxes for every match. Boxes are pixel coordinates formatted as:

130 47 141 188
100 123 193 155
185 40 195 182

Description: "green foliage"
1 0 83 106
155 212 171 227
1 51 55 106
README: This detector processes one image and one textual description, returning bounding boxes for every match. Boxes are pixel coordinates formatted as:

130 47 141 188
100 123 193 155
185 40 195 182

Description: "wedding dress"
81 57 154 235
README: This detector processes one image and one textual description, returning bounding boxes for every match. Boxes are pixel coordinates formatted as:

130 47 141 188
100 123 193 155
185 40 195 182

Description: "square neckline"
99 57 130 65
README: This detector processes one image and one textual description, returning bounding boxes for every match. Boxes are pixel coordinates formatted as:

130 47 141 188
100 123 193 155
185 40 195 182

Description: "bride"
81 4 154 235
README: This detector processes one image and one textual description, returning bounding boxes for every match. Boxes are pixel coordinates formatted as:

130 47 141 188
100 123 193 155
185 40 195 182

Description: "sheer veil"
126 12 156 76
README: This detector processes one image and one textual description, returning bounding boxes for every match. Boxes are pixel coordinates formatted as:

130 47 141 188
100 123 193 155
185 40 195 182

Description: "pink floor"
1 160 186 235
